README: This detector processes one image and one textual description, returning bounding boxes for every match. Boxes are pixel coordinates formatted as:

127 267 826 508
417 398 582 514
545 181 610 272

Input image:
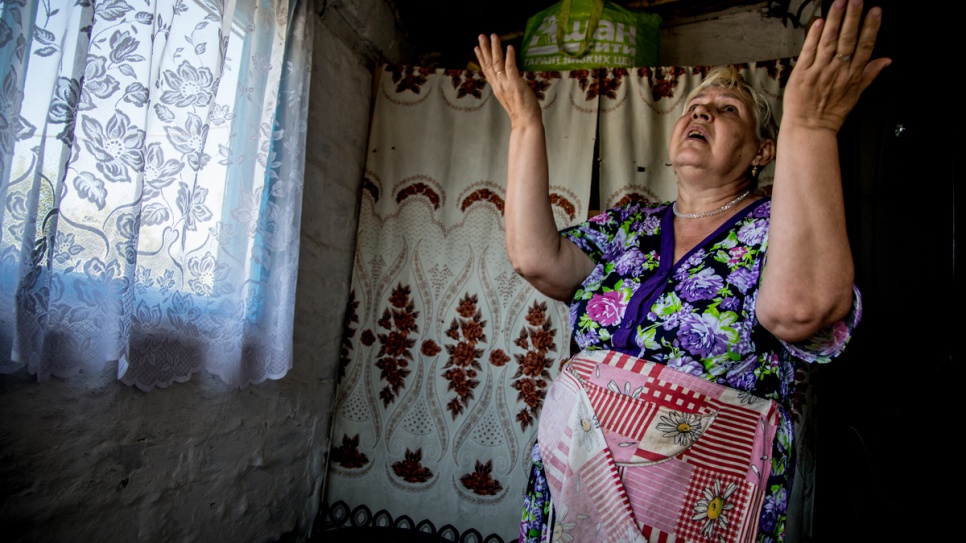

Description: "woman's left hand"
782 0 891 134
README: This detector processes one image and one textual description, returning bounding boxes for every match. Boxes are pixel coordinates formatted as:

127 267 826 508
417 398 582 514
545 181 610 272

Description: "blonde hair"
683 66 777 143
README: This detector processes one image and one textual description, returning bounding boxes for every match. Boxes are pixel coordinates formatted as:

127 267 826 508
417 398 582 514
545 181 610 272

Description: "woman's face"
669 87 762 182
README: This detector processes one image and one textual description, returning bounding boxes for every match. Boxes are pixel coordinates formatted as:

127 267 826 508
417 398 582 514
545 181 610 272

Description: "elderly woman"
475 1 890 542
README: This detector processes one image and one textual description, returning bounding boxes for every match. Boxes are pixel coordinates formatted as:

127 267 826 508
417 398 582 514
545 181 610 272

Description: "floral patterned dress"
520 197 861 543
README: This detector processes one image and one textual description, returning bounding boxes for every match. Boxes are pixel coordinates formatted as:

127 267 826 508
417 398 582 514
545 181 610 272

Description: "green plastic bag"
521 0 662 71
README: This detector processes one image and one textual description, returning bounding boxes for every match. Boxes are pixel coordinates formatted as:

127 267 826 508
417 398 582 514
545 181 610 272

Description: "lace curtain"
323 62 804 542
0 0 313 390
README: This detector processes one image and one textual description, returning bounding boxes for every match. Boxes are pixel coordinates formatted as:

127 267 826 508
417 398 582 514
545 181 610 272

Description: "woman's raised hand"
783 0 891 134
474 34 543 128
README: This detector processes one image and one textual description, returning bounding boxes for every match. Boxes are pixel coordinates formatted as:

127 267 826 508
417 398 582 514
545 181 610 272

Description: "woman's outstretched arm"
757 0 890 342
475 34 594 301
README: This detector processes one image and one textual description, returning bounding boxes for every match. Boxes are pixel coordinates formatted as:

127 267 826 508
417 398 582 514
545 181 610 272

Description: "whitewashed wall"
0 1 812 542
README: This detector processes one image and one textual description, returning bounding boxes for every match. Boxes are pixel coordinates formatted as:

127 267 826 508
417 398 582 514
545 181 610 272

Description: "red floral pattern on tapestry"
372 283 418 407
442 293 488 418
460 188 505 214
460 459 503 496
388 65 433 94
445 69 486 99
570 69 602 100
362 177 379 201
489 349 510 367
755 58 795 85
593 67 627 99
392 448 433 483
421 339 441 357
396 182 441 209
523 71 559 101
634 66 687 102
511 301 558 431
331 434 369 468
549 193 576 222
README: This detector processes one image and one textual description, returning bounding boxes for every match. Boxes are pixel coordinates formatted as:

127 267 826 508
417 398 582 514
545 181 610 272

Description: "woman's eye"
722 105 737 112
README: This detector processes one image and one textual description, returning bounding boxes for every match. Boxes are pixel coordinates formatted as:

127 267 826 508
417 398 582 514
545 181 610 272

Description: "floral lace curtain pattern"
0 0 313 390
324 62 802 542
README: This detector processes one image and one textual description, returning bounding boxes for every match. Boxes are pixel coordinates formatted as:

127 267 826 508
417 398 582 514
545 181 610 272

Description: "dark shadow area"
811 1 956 540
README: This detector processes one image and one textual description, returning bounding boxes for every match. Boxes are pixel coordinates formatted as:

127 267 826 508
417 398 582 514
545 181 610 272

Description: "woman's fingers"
504 44 519 76
831 2 888 90
796 0 884 76
488 34 505 73
834 0 864 61
474 34 491 74
475 33 511 80
796 16 823 68
474 33 539 125
799 0 874 68
819 0 847 62
852 7 884 72
784 0 889 132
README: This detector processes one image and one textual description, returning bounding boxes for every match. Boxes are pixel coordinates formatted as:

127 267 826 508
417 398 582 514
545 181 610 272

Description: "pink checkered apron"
538 350 781 543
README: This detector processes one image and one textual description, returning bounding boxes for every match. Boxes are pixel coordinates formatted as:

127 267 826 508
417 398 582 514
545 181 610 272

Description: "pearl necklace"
672 190 751 219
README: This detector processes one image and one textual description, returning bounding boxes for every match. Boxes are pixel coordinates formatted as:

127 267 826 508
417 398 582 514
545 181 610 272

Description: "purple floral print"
737 218 768 245
549 197 863 543
613 247 647 277
727 266 755 293
679 267 725 302
586 290 626 326
676 310 736 358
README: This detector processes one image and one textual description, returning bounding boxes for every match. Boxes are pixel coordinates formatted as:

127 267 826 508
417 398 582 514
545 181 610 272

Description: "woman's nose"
691 107 711 120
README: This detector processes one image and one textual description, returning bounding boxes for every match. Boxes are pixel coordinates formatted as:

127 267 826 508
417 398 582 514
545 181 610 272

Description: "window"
0 0 314 390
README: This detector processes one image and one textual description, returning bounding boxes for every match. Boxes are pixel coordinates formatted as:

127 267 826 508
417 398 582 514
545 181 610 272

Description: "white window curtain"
0 0 313 390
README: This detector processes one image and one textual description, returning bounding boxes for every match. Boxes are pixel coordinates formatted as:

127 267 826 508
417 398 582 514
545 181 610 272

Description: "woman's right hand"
474 34 543 128
474 34 593 301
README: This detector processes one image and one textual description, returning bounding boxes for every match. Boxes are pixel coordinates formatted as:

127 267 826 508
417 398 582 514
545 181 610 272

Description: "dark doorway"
812 1 957 540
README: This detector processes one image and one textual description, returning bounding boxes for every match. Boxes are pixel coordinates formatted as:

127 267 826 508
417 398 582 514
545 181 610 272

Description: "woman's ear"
756 139 776 166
